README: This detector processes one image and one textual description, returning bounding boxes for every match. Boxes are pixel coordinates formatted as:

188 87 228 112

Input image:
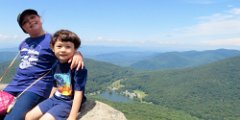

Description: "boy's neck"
59 60 69 64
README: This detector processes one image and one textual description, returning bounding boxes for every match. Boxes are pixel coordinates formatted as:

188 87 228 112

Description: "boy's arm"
67 90 83 120
49 87 57 98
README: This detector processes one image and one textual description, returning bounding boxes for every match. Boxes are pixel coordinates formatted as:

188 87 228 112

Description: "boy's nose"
60 48 66 52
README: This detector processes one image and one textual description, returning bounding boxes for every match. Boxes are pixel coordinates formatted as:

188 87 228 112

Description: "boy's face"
21 14 42 35
52 40 76 63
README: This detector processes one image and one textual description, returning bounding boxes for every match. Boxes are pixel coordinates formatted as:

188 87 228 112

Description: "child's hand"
68 51 84 70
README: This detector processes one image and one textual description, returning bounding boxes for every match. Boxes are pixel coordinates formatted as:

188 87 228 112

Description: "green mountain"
89 51 156 66
1 53 240 120
130 49 240 70
122 56 240 120
84 58 134 93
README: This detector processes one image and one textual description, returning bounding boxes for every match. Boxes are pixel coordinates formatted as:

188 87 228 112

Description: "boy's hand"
68 51 84 70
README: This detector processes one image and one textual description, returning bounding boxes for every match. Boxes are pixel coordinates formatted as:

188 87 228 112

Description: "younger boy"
25 29 87 120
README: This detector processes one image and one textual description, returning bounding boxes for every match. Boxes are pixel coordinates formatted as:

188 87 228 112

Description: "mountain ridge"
130 48 240 70
121 56 240 120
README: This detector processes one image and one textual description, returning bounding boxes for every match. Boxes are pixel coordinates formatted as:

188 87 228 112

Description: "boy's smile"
53 40 76 63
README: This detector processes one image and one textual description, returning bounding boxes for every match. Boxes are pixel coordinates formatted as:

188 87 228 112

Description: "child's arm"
49 87 57 98
67 90 83 120
68 51 84 70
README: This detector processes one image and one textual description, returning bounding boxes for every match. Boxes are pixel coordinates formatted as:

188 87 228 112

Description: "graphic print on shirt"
54 73 72 96
19 45 41 69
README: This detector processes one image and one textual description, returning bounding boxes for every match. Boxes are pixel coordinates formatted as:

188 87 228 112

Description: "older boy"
3 9 84 120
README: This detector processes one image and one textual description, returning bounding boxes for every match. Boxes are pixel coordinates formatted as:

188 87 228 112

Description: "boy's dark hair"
51 29 81 49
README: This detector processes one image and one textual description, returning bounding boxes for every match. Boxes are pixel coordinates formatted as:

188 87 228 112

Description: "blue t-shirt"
53 62 87 100
4 33 57 98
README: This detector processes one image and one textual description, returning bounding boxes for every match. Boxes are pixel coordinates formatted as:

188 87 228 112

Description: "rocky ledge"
79 100 127 120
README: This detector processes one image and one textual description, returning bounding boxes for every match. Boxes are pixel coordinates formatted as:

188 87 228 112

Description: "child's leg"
26 97 55 120
39 113 56 120
25 106 43 120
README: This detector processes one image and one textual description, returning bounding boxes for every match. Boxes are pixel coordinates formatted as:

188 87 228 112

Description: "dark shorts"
38 95 72 120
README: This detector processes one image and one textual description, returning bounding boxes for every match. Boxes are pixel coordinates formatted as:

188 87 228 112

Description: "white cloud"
153 7 240 50
0 34 25 48
202 37 240 46
0 34 23 41
0 34 15 40
182 19 240 36
229 8 240 15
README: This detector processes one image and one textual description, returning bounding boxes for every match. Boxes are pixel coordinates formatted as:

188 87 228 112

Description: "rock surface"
78 100 127 120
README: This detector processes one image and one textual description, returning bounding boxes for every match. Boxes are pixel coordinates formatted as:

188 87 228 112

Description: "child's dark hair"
51 29 81 49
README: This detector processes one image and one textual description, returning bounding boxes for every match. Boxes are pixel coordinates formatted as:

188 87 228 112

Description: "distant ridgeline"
87 48 240 70
129 49 240 70
1 49 240 120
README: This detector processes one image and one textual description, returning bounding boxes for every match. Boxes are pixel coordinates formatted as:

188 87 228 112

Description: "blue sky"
1 0 240 51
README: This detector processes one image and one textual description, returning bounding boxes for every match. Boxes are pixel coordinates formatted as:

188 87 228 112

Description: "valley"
1 48 240 120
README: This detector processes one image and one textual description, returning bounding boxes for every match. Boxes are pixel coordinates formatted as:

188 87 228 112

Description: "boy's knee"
25 106 43 120
25 111 37 120
25 112 31 120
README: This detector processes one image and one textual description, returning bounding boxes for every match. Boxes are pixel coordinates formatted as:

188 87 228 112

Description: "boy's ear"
50 44 54 52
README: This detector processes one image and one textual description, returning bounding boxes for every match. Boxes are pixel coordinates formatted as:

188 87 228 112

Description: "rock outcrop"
78 100 127 120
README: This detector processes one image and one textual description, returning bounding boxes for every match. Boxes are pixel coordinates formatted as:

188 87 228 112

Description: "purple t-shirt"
53 62 87 100
4 33 57 98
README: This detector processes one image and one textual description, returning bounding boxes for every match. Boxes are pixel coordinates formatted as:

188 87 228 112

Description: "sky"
1 0 240 51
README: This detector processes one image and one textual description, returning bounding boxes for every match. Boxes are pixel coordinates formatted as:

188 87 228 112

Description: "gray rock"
78 100 127 120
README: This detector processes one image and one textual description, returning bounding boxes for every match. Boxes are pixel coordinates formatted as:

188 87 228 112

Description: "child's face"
52 40 76 63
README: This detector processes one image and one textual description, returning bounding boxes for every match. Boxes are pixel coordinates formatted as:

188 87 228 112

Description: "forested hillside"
122 56 240 120
84 58 134 92
1 52 240 120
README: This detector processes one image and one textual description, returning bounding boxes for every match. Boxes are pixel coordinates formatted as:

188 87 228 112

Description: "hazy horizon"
1 44 240 54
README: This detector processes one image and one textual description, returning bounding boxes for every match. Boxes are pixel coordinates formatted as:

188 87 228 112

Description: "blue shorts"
38 95 72 120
